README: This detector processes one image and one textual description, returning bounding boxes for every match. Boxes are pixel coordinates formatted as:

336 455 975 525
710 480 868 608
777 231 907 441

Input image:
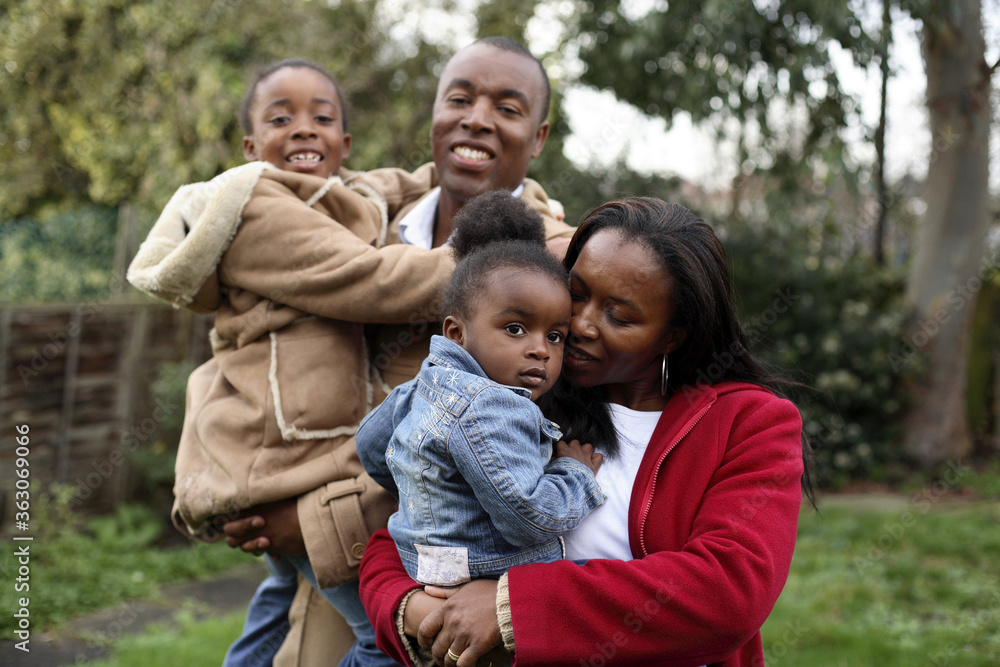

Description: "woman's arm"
428 392 804 667
358 529 429 665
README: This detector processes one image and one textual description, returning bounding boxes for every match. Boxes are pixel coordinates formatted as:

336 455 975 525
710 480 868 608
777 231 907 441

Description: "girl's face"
242 67 350 179
563 229 687 408
443 268 571 401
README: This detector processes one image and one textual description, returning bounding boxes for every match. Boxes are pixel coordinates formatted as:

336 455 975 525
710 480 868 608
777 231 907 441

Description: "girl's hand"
419 579 501 667
555 439 604 476
402 586 457 637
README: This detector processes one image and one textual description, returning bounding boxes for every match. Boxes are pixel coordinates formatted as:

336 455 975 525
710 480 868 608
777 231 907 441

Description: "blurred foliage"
573 0 878 187
0 204 117 302
0 0 446 218
724 218 916 488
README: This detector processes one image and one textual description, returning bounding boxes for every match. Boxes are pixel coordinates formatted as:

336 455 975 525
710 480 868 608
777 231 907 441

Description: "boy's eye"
315 115 335 123
504 324 525 335
268 115 290 126
547 332 564 344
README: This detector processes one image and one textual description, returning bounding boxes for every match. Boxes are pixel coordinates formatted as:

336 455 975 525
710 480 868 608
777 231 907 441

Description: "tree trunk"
873 0 891 265
903 0 992 467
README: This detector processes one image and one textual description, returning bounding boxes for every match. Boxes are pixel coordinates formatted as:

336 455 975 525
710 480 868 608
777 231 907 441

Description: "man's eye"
504 324 525 335
547 332 564 344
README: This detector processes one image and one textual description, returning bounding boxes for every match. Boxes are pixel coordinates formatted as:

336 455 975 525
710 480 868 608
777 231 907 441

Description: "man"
222 37 573 666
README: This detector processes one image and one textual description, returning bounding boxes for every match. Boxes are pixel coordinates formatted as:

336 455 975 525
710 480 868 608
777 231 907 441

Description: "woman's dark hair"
239 58 348 135
542 197 816 504
445 190 566 320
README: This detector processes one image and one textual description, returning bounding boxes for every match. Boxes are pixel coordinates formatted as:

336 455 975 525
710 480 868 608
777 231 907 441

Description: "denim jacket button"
350 542 366 559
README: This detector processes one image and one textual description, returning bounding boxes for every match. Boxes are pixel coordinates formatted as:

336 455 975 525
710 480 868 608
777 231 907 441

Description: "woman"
358 197 814 667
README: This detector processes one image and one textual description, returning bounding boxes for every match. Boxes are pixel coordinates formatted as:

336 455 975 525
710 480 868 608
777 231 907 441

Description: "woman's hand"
221 498 305 557
418 579 501 667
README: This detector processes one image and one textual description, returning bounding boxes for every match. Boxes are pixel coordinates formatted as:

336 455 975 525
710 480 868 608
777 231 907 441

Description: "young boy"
357 191 604 591
128 59 452 666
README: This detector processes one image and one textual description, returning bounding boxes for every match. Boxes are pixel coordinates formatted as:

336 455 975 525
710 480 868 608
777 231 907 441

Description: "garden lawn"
762 494 1000 665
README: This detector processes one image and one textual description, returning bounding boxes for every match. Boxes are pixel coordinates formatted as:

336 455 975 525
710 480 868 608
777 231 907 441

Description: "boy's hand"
554 439 603 476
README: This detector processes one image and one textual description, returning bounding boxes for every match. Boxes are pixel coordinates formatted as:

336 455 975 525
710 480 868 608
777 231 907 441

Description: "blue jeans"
223 554 396 667
222 556 296 667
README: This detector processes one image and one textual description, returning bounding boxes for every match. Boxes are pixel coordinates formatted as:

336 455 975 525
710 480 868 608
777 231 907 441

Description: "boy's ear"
242 136 258 162
442 315 465 346
341 133 351 162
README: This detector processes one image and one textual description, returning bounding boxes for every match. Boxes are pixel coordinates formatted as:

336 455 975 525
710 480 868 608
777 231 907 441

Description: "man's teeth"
288 153 322 162
453 146 490 161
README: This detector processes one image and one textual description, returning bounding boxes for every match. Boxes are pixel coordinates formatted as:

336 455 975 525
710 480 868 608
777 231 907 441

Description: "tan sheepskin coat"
128 162 455 587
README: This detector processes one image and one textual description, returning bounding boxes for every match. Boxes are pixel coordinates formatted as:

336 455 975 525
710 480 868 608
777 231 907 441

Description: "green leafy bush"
723 222 915 487
0 204 118 302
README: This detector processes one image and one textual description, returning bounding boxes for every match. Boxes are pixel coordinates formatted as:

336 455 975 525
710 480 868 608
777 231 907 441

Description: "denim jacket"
357 335 605 585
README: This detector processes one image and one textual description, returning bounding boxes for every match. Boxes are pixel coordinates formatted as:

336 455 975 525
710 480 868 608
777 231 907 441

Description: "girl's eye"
504 324 525 335
547 332 564 344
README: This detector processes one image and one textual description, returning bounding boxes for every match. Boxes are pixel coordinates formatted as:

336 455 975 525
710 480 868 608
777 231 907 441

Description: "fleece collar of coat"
127 161 364 309
127 161 284 307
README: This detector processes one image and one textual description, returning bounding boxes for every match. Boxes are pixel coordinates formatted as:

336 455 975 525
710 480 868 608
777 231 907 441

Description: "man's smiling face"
431 43 550 209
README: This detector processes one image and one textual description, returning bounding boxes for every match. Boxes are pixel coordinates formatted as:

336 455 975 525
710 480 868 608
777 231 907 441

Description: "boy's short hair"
240 58 349 135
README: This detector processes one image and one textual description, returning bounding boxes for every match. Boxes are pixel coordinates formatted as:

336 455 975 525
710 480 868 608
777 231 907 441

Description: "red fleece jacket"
359 381 805 667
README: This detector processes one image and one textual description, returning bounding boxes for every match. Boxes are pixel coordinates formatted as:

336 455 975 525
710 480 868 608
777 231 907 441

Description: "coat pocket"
269 318 371 440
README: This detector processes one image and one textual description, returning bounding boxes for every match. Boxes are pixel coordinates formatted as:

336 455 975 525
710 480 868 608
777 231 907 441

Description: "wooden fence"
0 301 212 530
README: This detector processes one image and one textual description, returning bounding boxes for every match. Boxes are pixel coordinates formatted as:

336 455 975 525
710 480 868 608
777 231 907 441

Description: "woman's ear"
663 326 688 355
442 315 465 346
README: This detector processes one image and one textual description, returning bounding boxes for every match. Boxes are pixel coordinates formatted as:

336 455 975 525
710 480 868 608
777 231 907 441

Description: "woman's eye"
547 332 564 344
607 311 629 326
504 324 525 335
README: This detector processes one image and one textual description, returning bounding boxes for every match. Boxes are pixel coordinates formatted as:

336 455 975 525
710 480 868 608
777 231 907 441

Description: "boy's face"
443 268 570 401
243 67 350 179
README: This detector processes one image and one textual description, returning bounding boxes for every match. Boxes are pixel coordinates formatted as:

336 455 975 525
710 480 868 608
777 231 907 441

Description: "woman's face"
563 229 686 405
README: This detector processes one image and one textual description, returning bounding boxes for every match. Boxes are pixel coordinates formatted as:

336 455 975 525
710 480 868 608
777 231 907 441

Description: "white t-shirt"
563 403 662 562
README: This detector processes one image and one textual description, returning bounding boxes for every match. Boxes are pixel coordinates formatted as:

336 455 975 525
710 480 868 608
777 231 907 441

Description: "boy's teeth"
289 153 321 162
453 146 490 161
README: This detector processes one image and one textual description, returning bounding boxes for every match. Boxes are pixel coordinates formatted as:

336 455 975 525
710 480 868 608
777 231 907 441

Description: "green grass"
85 610 246 667
13 484 1000 666
0 489 250 633
762 496 1000 665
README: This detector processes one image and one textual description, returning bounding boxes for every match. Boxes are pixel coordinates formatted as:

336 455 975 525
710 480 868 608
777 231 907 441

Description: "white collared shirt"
397 184 525 249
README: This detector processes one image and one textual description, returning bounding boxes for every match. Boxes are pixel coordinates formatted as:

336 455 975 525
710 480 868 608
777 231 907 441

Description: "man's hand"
222 498 305 557
418 579 501 667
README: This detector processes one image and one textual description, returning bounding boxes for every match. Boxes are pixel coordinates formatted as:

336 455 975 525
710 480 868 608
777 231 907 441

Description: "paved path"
1 562 266 666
